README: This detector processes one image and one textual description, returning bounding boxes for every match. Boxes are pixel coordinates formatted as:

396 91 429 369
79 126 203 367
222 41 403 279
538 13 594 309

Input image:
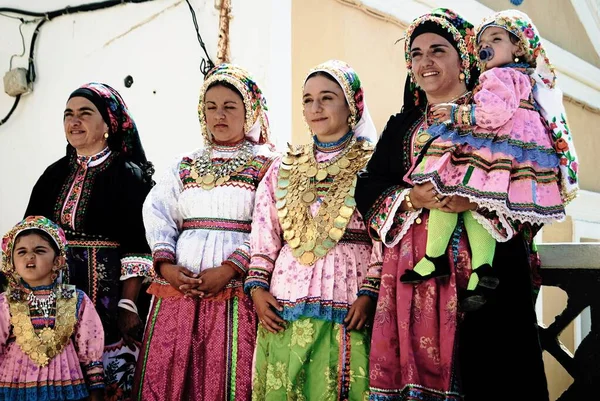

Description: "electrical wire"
0 0 215 126
0 94 20 126
184 0 215 76
9 21 26 70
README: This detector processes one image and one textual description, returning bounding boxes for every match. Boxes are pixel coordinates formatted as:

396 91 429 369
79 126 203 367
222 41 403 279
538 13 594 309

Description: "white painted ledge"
566 190 600 224
538 243 600 269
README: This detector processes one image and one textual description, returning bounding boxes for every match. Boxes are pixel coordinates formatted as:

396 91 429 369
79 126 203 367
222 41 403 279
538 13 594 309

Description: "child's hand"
344 295 375 331
430 103 454 123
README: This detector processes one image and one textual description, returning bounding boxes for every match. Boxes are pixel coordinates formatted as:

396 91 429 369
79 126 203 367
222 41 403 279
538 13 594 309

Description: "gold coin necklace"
190 140 253 190
276 139 374 266
9 285 78 366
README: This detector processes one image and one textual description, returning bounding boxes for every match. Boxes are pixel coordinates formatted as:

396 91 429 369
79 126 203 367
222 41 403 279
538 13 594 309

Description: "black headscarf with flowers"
403 8 480 109
67 82 154 184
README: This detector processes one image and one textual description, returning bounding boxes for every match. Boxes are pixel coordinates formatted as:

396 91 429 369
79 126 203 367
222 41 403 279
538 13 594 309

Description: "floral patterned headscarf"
476 9 579 203
68 82 155 183
198 63 271 145
404 8 479 108
475 9 554 86
304 59 377 142
1 216 68 289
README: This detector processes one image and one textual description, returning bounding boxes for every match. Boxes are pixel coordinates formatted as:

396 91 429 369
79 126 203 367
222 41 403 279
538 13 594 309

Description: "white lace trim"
424 179 566 226
470 210 514 243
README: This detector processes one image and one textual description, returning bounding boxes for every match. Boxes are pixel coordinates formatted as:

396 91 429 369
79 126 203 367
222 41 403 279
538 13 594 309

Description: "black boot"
400 254 451 284
460 264 499 312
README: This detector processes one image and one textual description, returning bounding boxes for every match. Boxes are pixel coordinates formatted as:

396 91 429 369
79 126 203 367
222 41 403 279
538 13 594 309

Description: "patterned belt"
339 228 371 245
182 218 252 234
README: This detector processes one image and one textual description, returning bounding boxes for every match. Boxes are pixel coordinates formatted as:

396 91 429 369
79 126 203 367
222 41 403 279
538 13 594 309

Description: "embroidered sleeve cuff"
243 280 270 295
84 361 104 389
120 254 152 280
225 247 251 275
452 104 476 126
366 185 406 241
151 243 176 278
377 188 422 247
358 276 381 300
244 254 274 293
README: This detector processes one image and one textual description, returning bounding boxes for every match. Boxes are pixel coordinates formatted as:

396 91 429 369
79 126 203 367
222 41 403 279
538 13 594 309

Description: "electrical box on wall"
3 68 30 97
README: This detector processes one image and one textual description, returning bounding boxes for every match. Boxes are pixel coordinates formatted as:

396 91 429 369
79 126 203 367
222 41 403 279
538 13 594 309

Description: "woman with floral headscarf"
402 9 577 311
0 216 104 401
133 64 277 401
24 83 154 401
245 59 382 400
356 8 549 400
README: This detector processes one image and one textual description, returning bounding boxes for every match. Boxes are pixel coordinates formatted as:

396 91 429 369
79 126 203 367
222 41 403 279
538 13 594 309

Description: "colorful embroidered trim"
120 254 152 280
181 218 252 233
369 384 462 401
278 297 354 325
55 152 116 230
225 247 251 274
83 361 105 389
68 240 119 248
358 275 382 299
136 297 161 401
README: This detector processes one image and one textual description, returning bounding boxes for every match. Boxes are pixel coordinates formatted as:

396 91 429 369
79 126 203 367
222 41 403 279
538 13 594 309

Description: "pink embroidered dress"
245 60 383 400
411 65 565 234
0 216 105 401
0 288 104 400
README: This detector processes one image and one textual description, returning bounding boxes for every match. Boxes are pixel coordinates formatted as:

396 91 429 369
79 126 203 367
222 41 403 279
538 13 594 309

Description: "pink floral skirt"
369 211 471 400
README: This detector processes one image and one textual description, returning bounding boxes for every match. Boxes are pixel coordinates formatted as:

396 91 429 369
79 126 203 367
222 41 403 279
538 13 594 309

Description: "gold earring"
459 72 466 82
514 56 520 63
104 132 109 139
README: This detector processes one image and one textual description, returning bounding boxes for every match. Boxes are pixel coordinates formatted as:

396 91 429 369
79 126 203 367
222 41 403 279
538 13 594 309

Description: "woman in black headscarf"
25 82 154 401
356 8 548 401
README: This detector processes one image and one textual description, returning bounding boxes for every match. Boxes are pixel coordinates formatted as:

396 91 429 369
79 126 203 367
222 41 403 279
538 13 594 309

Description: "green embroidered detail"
462 165 475 185
137 298 162 401
229 297 239 401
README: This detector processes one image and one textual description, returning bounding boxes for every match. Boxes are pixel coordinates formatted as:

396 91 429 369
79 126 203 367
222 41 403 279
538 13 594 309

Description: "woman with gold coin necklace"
245 59 382 400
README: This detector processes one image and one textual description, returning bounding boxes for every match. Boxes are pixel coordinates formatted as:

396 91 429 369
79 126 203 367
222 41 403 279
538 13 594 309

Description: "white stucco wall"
0 0 291 234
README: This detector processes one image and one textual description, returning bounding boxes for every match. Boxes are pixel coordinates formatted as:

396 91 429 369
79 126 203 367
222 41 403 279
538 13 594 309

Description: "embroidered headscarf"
304 59 377 142
404 8 480 108
68 82 155 184
476 9 579 202
1 216 68 289
198 63 271 146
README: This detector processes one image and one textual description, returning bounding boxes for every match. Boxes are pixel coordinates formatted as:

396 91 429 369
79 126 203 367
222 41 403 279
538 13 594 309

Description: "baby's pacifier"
479 47 495 62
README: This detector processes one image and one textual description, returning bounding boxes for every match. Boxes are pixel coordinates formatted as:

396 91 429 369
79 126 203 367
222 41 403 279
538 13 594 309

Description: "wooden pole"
216 0 232 64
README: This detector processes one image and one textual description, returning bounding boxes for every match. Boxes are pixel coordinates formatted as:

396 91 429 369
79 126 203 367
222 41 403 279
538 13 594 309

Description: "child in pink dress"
0 216 104 400
403 9 579 310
